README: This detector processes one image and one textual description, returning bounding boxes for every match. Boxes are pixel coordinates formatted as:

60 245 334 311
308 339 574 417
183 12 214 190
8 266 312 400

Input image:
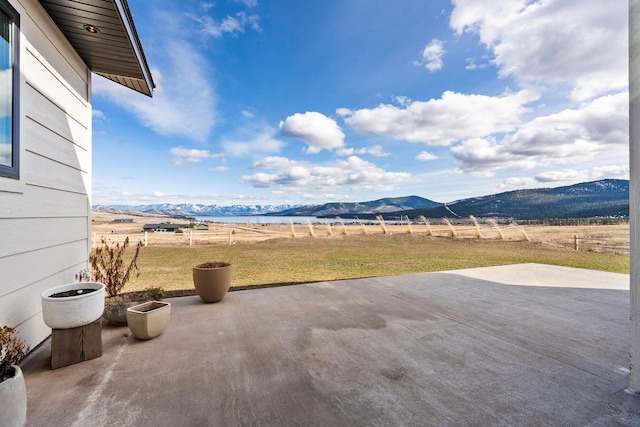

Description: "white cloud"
241 156 413 193
235 0 258 7
252 156 304 169
241 109 255 118
416 151 439 161
170 146 223 166
414 39 446 72
394 96 412 107
279 112 346 154
92 109 106 121
451 92 629 175
534 165 629 183
341 89 540 145
450 0 627 101
359 145 390 157
335 108 352 117
93 41 216 142
191 11 261 38
222 127 285 157
500 177 537 189
337 145 390 157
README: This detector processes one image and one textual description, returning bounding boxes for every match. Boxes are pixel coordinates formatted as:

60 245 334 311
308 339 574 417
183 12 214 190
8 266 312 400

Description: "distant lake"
195 216 328 224
194 216 394 225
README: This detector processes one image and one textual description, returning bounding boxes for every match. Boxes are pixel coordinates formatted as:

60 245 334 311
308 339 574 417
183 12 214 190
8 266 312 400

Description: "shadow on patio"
22 264 640 426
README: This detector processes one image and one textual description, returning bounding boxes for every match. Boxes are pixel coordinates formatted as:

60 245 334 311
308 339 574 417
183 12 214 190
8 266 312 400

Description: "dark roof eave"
110 0 154 96
38 0 154 97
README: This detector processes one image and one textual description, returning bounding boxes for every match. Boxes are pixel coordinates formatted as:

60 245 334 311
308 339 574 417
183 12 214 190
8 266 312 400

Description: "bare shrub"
0 326 28 382
91 236 142 298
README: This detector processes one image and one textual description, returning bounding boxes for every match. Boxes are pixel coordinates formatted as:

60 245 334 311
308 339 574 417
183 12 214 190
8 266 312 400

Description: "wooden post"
574 235 579 251
50 319 102 369
190 231 193 246
228 230 232 245
144 231 148 247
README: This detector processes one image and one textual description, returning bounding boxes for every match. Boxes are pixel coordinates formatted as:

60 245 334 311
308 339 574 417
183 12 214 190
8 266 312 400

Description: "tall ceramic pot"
41 282 106 329
0 365 27 427
192 262 232 303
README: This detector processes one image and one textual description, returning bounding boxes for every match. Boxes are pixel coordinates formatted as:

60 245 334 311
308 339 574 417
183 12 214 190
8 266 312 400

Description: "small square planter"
126 301 171 340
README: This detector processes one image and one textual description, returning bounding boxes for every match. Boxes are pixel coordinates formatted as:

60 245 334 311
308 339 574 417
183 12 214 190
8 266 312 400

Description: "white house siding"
0 0 92 349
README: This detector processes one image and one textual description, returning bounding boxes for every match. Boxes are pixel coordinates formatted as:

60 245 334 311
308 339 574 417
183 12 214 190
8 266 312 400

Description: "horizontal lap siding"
0 0 92 349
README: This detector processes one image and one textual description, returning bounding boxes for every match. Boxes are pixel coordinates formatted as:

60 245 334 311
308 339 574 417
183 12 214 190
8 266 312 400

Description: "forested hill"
376 179 629 221
271 196 441 217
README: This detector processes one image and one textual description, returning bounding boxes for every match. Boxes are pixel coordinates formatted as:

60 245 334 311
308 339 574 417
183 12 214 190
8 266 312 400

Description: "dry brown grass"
91 211 630 294
92 211 630 255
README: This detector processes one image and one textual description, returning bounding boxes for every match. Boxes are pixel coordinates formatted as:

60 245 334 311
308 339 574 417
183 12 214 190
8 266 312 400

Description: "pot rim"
193 262 232 270
127 300 171 314
41 282 106 301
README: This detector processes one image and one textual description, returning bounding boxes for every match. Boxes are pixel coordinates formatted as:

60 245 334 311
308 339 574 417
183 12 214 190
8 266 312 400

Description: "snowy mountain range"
92 203 303 217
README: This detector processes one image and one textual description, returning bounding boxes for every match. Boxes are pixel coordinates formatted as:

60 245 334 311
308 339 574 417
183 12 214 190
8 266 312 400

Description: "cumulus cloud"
170 146 223 166
414 39 446 72
416 151 439 161
279 112 346 154
451 92 629 175
450 0 627 101
252 156 304 169
93 41 216 142
337 145 390 157
339 89 539 145
241 156 413 193
92 109 106 121
222 127 285 157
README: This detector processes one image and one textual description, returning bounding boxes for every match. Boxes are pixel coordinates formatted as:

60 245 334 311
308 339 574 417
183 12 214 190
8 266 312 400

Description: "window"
0 0 18 179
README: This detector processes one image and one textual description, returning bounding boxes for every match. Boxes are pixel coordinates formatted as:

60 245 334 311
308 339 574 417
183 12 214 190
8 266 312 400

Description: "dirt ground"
91 211 630 255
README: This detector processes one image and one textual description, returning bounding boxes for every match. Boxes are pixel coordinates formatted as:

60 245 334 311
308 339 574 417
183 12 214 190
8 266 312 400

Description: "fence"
92 218 630 255
188 231 233 246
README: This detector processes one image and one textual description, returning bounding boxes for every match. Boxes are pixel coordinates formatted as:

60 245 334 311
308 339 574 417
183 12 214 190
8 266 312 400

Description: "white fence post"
144 231 148 247
190 230 193 246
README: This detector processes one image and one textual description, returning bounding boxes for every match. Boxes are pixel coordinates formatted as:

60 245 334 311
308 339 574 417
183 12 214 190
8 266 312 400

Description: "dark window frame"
0 0 19 180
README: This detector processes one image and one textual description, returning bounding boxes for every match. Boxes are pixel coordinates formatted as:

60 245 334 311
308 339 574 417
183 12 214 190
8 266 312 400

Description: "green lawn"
124 234 629 293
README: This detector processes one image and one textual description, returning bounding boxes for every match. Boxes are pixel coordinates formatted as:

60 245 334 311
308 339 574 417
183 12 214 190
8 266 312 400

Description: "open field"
91 212 630 294
92 211 630 254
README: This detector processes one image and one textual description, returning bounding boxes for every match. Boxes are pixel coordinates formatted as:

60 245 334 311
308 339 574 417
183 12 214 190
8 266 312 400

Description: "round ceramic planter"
193 263 232 303
0 365 27 427
41 282 106 329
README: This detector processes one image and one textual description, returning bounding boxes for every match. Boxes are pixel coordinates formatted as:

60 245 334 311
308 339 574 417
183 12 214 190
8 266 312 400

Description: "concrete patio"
22 263 640 426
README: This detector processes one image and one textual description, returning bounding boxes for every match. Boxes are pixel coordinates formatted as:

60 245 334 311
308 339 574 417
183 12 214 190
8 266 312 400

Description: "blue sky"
91 0 629 207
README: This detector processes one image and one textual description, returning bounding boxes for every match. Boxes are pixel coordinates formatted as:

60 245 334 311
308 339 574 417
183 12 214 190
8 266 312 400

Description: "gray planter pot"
192 262 232 303
103 300 139 326
0 365 27 427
